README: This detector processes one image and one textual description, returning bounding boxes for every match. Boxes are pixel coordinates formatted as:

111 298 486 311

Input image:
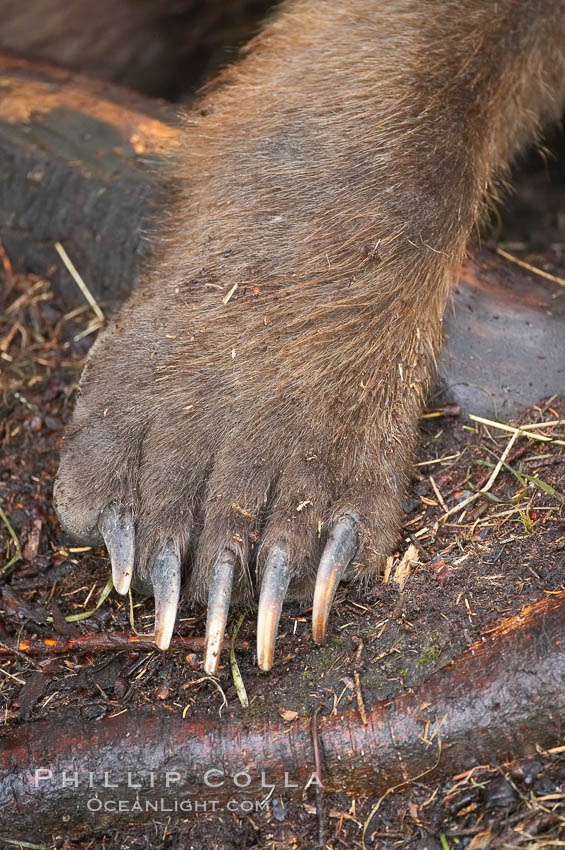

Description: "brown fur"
53 0 565 604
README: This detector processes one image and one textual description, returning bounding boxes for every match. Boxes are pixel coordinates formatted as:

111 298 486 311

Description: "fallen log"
0 53 177 306
1 592 564 842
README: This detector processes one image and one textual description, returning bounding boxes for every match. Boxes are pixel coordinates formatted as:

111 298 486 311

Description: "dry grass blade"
496 246 565 288
0 504 23 573
441 431 520 520
230 612 249 708
54 241 105 322
469 413 565 447
64 577 113 622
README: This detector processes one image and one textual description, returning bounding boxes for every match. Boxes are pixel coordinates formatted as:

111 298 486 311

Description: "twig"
64 577 113 622
311 706 327 849
0 837 50 850
230 612 249 708
421 404 461 419
0 640 42 670
496 246 565 288
441 431 519 520
0 666 26 685
473 442 530 490
0 505 23 573
311 707 325 788
182 676 228 716
430 476 448 513
469 413 565 447
354 670 368 725
416 453 459 468
0 633 249 657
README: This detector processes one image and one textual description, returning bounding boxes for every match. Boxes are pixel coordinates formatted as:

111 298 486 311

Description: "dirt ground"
1 140 565 848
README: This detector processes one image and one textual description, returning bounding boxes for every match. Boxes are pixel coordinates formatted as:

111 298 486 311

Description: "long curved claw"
149 541 181 651
312 513 359 645
203 549 236 675
98 503 135 596
257 545 291 672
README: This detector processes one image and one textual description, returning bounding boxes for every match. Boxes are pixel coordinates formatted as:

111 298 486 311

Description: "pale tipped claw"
312 514 359 644
257 545 291 672
150 541 181 650
98 503 135 596
203 549 236 675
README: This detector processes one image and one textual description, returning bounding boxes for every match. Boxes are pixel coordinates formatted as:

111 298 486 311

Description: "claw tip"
203 652 219 676
113 572 132 596
154 627 173 652
257 649 274 672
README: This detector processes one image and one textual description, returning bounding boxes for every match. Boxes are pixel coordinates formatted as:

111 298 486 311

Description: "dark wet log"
0 53 177 305
1 592 564 841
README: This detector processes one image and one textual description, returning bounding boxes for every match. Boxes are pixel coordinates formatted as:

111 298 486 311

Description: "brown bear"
4 0 564 675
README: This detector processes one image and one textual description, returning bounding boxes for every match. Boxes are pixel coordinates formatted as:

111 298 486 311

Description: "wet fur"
50 0 565 604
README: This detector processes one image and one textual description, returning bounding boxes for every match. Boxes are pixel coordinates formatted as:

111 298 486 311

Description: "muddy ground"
1 140 565 848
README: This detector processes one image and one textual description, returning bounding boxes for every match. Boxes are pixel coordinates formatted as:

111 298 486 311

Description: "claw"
149 541 181 650
203 549 236 675
98 503 135 596
312 513 359 644
257 545 291 672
